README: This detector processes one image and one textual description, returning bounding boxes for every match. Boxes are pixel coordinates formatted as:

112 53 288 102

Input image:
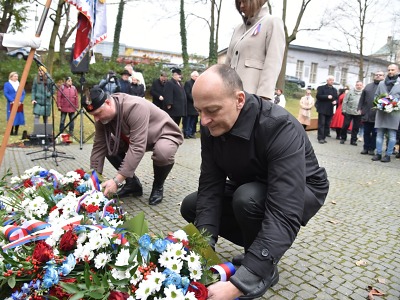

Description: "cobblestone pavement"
1 130 399 299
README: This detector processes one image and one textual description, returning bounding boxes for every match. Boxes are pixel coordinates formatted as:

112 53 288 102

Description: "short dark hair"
209 64 243 97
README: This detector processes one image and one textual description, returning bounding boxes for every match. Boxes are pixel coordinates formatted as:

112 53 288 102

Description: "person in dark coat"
180 65 329 299
150 71 168 108
118 70 132 94
357 71 385 155
183 71 199 138
163 68 187 126
130 76 145 98
31 66 54 124
316 76 338 143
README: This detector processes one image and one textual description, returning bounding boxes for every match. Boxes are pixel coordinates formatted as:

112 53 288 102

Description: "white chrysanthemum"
173 230 188 242
46 227 65 247
189 265 203 280
186 252 201 267
94 252 111 269
163 285 186 300
115 248 130 266
10 176 21 184
22 187 37 197
166 242 186 260
21 196 48 219
111 268 129 280
135 280 156 299
82 191 105 206
100 227 115 240
184 292 197 300
146 270 166 292
74 243 94 262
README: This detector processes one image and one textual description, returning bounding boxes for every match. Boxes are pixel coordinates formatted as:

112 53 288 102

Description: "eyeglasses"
375 74 384 76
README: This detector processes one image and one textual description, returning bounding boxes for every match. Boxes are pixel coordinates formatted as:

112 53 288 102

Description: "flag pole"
0 0 53 168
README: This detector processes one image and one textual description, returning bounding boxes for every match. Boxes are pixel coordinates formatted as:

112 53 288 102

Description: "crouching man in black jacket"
180 64 329 300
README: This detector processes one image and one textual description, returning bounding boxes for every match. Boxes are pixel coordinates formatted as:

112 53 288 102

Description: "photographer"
98 70 121 94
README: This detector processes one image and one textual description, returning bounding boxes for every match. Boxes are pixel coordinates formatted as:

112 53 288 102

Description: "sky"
28 0 398 58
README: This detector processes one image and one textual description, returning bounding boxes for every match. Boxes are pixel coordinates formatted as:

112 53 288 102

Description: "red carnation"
187 282 208 300
49 279 77 299
106 206 115 213
23 179 33 187
75 169 86 179
86 204 100 213
32 241 54 263
108 290 130 300
59 230 78 252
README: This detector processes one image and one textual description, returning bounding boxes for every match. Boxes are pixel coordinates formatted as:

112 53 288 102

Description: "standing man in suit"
183 71 199 138
316 76 338 144
163 68 187 126
150 71 168 108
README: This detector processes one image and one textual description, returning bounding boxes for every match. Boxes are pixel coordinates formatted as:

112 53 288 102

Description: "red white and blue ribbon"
102 199 115 218
210 262 236 281
90 170 101 191
252 23 261 36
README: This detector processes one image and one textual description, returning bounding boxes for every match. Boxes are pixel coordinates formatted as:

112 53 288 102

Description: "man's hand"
159 96 164 101
32 100 37 105
328 95 333 99
167 105 172 109
207 281 243 300
101 179 118 197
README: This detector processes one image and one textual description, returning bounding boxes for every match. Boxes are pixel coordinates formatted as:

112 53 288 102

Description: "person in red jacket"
56 77 79 135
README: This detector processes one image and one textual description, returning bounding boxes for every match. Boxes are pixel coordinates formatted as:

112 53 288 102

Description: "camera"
107 74 117 83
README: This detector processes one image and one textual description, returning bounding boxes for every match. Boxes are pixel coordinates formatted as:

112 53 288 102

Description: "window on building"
296 60 304 79
310 63 318 83
340 68 348 86
328 65 335 76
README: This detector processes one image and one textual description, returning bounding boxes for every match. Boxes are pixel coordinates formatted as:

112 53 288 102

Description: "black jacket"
316 84 338 115
358 81 379 123
195 93 329 277
163 79 187 117
130 83 145 98
150 78 165 109
184 79 198 116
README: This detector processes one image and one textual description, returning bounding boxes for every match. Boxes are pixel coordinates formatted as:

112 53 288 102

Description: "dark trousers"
363 122 376 151
183 115 197 137
181 182 268 250
317 113 332 141
340 114 361 143
59 112 75 134
171 116 182 127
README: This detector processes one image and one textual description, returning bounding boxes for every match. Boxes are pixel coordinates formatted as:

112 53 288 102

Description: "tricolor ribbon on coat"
252 23 261 36
210 262 236 281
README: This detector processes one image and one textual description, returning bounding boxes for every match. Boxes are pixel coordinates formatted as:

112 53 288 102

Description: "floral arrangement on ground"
0 166 226 300
373 93 400 113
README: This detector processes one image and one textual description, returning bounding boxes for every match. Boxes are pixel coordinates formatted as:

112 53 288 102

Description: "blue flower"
59 254 76 276
11 290 23 300
21 282 30 293
164 272 182 287
138 234 154 259
76 184 88 194
42 262 59 289
181 276 190 293
154 239 168 253
39 170 49 177
83 173 90 180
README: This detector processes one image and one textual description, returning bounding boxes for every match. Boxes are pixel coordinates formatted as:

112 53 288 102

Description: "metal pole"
0 0 53 167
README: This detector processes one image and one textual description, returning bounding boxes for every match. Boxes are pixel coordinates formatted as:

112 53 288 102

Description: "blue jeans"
183 115 197 137
376 128 397 155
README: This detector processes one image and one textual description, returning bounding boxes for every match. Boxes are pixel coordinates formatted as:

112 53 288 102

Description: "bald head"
192 65 245 137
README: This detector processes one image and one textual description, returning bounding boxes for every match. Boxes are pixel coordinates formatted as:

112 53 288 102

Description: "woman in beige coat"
225 0 285 101
298 89 315 129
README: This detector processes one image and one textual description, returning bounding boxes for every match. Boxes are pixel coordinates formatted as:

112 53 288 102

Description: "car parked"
7 47 40 60
285 75 306 88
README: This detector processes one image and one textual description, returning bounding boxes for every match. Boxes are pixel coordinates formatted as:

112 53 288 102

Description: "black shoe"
336 136 340 140
360 149 368 155
396 153 400 158
350 141 357 146
371 154 382 161
184 135 190 139
188 134 196 139
238 265 279 299
368 150 375 155
232 253 245 266
340 140 345 144
116 176 143 198
318 140 325 144
324 140 328 143
148 164 174 205
381 155 391 162
326 134 331 138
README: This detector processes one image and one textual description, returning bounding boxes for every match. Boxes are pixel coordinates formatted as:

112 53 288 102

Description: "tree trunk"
112 0 125 60
58 4 77 65
0 0 13 32
47 0 64 74
180 0 189 66
208 0 216 65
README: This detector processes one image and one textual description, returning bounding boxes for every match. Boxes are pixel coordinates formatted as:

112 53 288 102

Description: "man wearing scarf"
82 87 184 205
340 81 364 145
372 64 400 163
